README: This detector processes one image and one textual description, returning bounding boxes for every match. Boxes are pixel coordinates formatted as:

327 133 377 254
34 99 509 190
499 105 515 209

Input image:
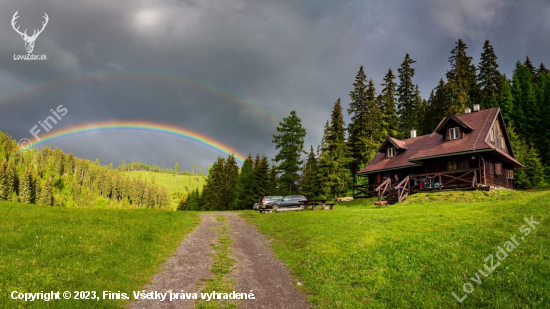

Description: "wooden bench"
323 203 337 210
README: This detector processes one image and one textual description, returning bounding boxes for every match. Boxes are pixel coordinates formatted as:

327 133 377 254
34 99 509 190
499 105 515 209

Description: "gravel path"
130 212 310 309
130 213 221 309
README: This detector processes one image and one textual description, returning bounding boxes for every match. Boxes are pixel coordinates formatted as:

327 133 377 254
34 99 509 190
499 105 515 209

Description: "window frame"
490 128 495 142
386 147 396 158
495 163 502 176
449 127 460 140
447 159 458 171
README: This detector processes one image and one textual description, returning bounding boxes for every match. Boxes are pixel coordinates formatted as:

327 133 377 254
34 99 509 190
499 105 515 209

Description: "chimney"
410 129 417 138
473 104 480 112
465 107 472 114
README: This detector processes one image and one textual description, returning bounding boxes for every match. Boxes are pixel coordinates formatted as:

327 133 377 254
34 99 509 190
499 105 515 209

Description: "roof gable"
378 137 407 152
434 115 474 136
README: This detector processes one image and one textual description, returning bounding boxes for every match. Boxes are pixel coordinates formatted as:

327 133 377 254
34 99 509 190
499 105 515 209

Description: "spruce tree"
523 56 537 79
379 68 399 138
511 61 538 140
318 99 352 199
251 155 269 201
272 111 306 194
233 156 254 209
397 53 418 134
300 146 319 199
347 66 369 175
40 176 54 206
0 160 6 200
223 155 239 210
478 40 503 108
446 39 480 114
266 164 278 195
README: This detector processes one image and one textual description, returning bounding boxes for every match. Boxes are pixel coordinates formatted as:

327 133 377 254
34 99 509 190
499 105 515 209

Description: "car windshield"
266 196 282 201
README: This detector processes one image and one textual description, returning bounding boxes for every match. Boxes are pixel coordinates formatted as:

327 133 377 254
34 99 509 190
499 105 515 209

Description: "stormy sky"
0 0 548 170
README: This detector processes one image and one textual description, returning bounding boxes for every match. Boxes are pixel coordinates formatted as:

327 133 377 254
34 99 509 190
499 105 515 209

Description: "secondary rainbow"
31 121 246 164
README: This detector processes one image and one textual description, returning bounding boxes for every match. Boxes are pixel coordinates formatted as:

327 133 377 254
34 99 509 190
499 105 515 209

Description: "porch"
353 168 486 203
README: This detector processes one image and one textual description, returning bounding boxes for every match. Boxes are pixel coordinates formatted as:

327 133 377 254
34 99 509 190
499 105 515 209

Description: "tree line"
117 161 204 176
193 38 548 210
0 132 171 209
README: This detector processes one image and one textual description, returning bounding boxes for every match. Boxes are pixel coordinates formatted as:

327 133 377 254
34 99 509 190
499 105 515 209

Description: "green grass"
122 172 206 209
242 190 550 308
0 201 200 308
195 216 237 309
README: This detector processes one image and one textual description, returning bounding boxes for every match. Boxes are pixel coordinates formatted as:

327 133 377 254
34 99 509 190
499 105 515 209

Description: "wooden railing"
374 177 392 202
410 168 481 191
394 175 410 203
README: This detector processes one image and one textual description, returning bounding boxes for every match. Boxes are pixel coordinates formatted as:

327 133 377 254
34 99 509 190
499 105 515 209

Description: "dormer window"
449 127 460 140
386 147 396 158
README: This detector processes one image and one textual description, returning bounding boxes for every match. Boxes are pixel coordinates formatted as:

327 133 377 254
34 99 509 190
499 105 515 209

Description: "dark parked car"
256 196 283 210
266 195 307 210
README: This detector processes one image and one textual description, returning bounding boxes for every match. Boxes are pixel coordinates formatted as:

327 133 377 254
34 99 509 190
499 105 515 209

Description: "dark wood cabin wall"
482 154 514 189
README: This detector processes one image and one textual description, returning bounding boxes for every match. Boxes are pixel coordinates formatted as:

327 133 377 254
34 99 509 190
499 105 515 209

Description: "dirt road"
130 213 310 309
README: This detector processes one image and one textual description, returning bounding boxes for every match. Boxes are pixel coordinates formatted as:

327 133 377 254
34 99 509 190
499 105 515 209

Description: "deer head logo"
11 11 49 54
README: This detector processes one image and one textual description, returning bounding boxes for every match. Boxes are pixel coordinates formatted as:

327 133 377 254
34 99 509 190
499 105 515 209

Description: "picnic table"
299 199 337 210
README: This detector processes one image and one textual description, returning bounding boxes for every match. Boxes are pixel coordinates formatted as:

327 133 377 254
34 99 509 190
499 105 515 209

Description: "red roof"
358 108 522 174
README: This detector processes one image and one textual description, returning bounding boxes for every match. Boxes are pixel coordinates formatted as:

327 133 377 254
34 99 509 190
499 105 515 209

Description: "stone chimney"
465 107 472 114
410 129 417 138
473 104 480 112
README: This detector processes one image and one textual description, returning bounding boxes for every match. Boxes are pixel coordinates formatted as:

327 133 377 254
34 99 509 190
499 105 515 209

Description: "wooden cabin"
353 105 523 204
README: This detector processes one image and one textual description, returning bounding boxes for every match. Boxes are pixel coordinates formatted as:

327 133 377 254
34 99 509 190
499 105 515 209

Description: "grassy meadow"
242 190 550 308
122 172 206 209
0 201 199 308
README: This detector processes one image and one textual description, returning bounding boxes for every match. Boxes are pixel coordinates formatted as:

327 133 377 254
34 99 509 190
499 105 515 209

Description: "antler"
30 13 49 39
11 11 28 37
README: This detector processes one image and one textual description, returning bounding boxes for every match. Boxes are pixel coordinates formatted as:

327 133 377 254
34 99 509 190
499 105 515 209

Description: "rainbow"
31 121 246 164
0 71 279 124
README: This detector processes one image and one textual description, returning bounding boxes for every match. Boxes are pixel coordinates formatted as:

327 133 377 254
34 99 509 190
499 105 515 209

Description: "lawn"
242 190 550 308
122 172 207 209
0 201 200 308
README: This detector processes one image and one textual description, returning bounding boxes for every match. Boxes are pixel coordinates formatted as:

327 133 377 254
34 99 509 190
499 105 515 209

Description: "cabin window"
489 161 494 175
449 127 460 140
386 147 396 158
506 170 514 180
495 163 502 175
490 128 495 142
447 159 458 171
501 136 506 151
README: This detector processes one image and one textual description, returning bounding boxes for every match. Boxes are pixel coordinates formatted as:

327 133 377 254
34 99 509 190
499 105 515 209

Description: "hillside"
122 172 206 210
0 200 199 308
242 190 550 308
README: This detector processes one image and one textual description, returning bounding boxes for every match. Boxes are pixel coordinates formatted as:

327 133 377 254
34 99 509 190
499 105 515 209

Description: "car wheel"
272 204 279 210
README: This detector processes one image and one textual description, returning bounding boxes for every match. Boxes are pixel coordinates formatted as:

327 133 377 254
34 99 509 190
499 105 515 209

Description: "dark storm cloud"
0 0 548 169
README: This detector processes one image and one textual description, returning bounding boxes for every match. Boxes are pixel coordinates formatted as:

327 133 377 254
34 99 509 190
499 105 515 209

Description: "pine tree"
251 155 269 202
397 53 418 134
223 155 240 210
5 158 17 199
499 77 514 125
0 160 6 200
379 68 400 138
347 66 369 175
511 61 538 140
445 39 480 114
300 146 319 199
202 157 225 210
272 111 306 194
524 56 537 79
478 40 503 108
40 176 54 206
318 99 352 199
266 164 278 195
233 156 254 209
18 169 35 204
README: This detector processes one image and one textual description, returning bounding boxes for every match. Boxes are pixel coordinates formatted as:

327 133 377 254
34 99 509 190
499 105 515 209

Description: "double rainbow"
31 121 246 164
